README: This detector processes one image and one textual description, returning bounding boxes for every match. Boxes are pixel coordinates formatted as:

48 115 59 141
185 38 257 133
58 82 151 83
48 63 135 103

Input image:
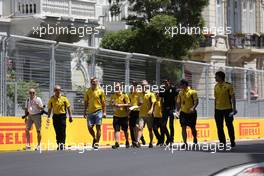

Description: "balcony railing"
199 34 264 49
228 34 264 49
15 0 96 20
199 35 214 47
199 35 228 49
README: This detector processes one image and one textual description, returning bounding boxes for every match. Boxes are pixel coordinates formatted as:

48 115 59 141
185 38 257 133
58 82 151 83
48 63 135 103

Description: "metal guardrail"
1 34 264 118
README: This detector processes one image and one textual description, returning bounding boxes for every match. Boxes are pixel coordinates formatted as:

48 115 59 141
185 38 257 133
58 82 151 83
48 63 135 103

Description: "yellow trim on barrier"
0 117 263 151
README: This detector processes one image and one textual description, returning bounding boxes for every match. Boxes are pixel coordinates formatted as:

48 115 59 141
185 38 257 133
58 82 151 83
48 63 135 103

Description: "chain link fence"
1 34 264 118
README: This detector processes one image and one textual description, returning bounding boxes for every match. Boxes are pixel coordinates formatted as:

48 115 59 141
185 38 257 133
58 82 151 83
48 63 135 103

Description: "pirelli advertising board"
0 117 263 151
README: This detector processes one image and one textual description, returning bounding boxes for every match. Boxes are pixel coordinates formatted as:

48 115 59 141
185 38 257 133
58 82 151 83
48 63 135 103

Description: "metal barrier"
1 34 264 118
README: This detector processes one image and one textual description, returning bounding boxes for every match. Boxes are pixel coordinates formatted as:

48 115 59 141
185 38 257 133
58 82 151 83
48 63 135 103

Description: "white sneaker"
24 145 31 151
35 145 40 151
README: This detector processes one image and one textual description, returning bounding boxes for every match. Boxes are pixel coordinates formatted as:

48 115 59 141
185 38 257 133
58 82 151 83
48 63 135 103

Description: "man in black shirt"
159 79 178 146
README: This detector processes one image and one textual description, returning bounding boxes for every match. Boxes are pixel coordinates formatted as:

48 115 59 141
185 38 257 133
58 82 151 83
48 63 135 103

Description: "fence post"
49 44 56 97
246 70 251 117
156 58 161 85
241 69 246 117
205 65 209 118
125 54 131 88
0 37 8 116
0 37 4 115
181 63 185 79
0 37 3 115
14 82 18 116
91 50 96 77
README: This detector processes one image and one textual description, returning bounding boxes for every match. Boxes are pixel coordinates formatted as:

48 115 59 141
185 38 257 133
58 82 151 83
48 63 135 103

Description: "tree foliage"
101 0 209 59
100 29 138 52
7 80 41 109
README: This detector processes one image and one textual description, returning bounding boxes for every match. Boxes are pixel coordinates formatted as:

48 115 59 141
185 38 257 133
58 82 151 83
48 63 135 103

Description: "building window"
30 4 33 13
262 7 264 32
243 0 247 9
216 0 223 28
249 0 256 33
22 4 25 13
34 4 37 13
234 0 239 32
18 3 21 12
227 0 231 29
26 4 29 14
250 0 253 10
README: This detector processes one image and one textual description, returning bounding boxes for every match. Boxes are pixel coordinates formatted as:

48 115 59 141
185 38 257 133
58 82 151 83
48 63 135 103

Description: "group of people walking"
23 71 237 151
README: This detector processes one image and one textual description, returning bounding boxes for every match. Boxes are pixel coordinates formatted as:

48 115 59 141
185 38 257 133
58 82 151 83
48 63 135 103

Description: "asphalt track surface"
0 140 264 176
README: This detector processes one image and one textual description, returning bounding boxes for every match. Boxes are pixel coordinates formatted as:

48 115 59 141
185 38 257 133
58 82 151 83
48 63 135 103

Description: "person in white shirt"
24 88 44 151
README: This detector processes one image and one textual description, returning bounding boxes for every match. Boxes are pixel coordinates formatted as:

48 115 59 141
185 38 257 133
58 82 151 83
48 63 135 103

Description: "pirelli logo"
0 123 32 145
239 122 260 136
187 123 210 139
102 123 126 142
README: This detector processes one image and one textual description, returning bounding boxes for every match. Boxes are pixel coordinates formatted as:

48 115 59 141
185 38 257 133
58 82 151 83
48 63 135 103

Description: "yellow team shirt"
214 82 234 110
139 91 156 117
48 95 70 114
84 87 106 114
177 87 198 113
153 99 162 118
110 92 130 117
128 92 140 111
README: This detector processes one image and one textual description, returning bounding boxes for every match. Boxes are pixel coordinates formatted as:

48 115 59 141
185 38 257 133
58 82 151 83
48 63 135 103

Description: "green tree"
7 80 41 109
100 29 138 52
101 0 209 59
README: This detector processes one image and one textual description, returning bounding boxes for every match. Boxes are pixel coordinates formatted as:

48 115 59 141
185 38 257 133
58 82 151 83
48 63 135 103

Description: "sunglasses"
29 92 35 94
54 89 61 91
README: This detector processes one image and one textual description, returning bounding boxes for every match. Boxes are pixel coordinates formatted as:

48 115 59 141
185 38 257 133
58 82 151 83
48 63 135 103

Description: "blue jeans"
87 110 103 127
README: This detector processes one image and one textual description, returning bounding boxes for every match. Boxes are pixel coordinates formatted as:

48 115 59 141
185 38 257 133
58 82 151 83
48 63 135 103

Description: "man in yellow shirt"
177 79 198 149
136 80 156 148
84 77 106 150
214 71 237 148
128 81 146 147
110 82 130 149
47 85 73 150
153 93 163 146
